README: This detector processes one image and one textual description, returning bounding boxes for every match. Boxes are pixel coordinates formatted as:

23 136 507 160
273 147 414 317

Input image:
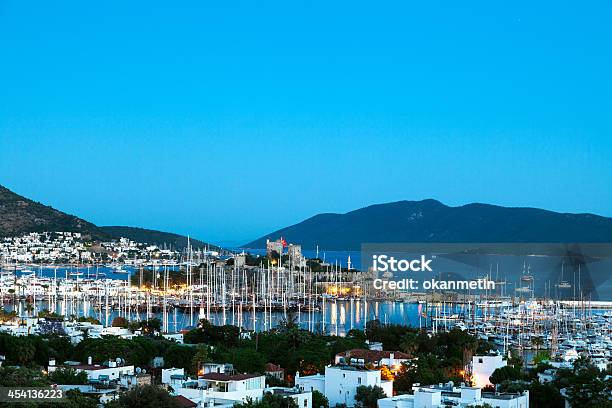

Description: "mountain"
0 185 104 239
0 185 215 250
244 199 612 250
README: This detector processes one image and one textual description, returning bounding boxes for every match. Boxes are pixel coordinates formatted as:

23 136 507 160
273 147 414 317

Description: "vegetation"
355 385 387 408
489 365 524 385
365 321 494 392
76 316 101 325
48 367 88 385
555 357 612 407
235 392 299 408
312 390 329 408
106 384 180 408
1 316 610 408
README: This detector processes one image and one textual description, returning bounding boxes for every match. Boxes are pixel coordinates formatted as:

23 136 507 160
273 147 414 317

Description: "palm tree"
531 337 544 351
399 332 418 357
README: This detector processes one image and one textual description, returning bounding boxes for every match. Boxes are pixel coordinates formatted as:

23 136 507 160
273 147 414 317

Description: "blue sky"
1 1 611 245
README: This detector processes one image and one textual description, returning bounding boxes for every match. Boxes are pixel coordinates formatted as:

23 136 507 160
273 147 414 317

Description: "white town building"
296 365 393 408
471 354 507 388
377 383 529 408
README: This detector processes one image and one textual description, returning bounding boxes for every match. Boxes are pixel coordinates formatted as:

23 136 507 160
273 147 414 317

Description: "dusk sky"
1 1 611 245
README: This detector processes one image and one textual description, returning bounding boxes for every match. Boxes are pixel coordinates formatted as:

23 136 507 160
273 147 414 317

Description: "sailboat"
556 262 572 290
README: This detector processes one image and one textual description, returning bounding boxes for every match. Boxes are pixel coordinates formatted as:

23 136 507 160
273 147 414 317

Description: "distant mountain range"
0 185 216 250
245 199 612 250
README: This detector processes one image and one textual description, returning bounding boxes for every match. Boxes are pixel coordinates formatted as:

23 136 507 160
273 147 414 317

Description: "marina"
2 259 611 367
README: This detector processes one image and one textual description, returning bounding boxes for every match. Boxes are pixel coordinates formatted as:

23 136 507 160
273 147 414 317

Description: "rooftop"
337 349 411 361
265 363 283 372
174 395 198 408
199 373 262 382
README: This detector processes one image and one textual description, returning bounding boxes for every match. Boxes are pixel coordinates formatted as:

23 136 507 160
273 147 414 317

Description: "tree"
354 385 386 408
312 390 329 408
528 382 564 408
531 336 544 351
220 347 266 373
77 316 101 325
13 337 36 366
112 316 129 328
0 366 50 387
507 350 523 369
192 345 210 375
235 392 299 408
48 367 88 385
108 384 180 408
141 318 162 334
164 344 196 374
557 357 612 407
393 355 446 393
63 389 99 408
399 331 418 357
489 366 523 385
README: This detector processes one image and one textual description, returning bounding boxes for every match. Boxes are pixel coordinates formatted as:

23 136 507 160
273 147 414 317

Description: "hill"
0 185 104 239
244 199 612 250
0 185 215 250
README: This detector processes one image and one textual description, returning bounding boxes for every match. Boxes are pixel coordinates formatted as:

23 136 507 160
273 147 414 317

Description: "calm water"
9 298 436 335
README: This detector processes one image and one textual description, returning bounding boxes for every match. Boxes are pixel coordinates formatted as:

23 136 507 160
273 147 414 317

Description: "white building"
377 384 529 408
267 387 312 408
162 367 186 385
48 359 134 382
170 373 272 407
471 354 506 388
162 332 184 343
295 373 325 395
296 365 393 408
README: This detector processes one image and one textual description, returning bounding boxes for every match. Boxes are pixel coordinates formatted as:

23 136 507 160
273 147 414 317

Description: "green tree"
13 337 36 366
77 316 101 325
354 385 386 408
312 390 329 408
164 344 196 374
558 357 612 407
220 347 266 373
48 368 88 385
108 384 180 408
399 331 418 357
528 382 564 408
235 392 299 408
63 389 99 408
141 318 162 334
531 336 544 351
489 365 523 385
0 367 50 387
192 345 210 375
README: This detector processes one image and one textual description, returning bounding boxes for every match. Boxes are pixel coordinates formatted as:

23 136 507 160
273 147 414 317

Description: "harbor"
2 256 611 368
